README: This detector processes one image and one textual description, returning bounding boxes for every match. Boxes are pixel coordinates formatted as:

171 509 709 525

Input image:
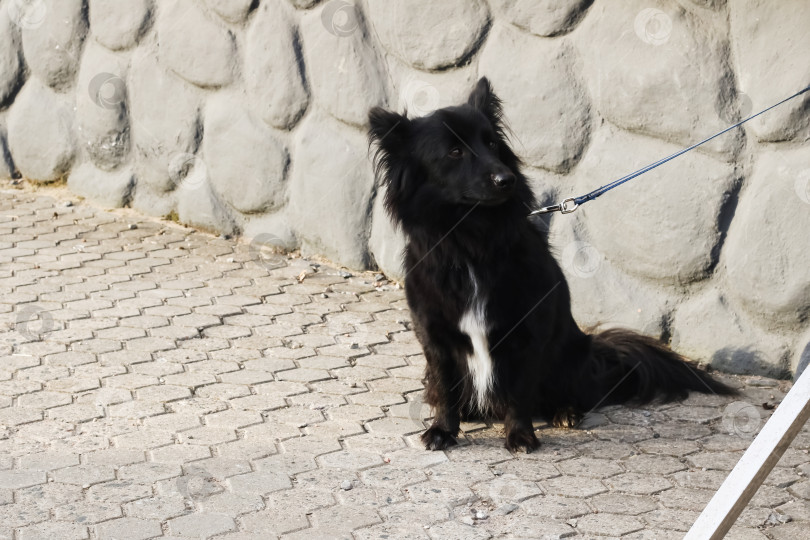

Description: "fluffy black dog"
368 77 734 452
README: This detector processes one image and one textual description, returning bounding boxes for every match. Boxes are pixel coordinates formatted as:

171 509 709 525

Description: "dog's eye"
488 140 498 150
448 147 463 159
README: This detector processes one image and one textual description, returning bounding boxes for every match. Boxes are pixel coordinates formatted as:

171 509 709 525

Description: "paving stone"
591 492 658 516
541 475 607 498
658 486 716 512
643 508 701 532
19 450 80 471
17 522 89 540
576 513 645 536
225 469 291 494
556 456 624 478
93 517 163 540
167 513 236 538
123 495 188 521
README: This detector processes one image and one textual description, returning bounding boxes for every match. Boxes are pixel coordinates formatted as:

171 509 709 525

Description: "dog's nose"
491 172 515 189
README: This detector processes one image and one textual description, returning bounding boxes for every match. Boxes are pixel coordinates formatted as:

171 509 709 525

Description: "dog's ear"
369 107 408 148
368 107 411 174
467 77 504 126
368 107 416 223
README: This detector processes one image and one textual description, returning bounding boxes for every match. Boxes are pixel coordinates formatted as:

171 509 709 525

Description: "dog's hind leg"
551 407 583 428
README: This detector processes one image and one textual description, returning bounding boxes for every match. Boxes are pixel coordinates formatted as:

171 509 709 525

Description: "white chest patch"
458 270 493 414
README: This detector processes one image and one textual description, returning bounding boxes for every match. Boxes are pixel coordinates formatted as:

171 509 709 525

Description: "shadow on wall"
712 347 791 380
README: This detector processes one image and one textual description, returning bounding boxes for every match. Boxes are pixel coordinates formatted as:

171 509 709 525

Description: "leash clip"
529 197 579 216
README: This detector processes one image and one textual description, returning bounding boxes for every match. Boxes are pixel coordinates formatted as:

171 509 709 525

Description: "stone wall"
0 0 808 377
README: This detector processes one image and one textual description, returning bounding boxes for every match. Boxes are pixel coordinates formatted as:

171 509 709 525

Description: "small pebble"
497 503 519 516
340 480 353 491
339 271 352 278
128 224 138 230
374 273 385 281
474 510 488 520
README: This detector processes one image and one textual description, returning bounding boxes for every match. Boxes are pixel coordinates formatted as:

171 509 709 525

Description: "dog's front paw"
505 427 541 454
551 407 583 428
421 425 458 450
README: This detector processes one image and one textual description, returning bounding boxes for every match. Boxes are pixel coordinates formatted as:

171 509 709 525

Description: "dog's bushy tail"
580 328 736 408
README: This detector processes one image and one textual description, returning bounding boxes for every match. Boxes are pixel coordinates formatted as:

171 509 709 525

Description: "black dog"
368 78 734 452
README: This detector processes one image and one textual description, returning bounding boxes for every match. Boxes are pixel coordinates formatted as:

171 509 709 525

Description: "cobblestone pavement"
0 187 809 540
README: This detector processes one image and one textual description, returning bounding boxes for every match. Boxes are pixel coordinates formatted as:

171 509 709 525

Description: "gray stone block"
67 162 134 207
671 288 790 377
289 0 321 8
288 111 374 270
300 3 387 127
130 184 178 218
21 0 87 89
723 146 810 328
242 210 298 252
794 327 810 381
202 92 289 214
206 0 256 23
386 58 478 118
729 0 810 142
76 41 130 171
549 211 672 333
368 185 406 281
158 0 237 88
573 125 737 285
577 0 741 159
7 79 75 181
490 0 593 37
89 0 153 51
0 121 16 179
129 43 201 192
176 179 239 237
479 22 591 173
0 12 24 109
367 0 490 70
245 0 309 130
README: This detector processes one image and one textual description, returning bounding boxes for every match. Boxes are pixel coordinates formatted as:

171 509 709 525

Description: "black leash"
530 85 810 216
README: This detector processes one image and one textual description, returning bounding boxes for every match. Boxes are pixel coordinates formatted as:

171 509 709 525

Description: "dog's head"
368 77 529 227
